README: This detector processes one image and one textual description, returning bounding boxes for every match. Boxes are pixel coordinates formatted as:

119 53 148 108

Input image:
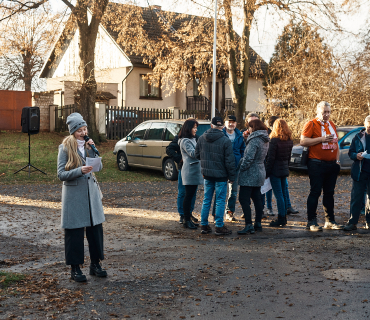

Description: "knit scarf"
314 118 338 150
77 139 85 156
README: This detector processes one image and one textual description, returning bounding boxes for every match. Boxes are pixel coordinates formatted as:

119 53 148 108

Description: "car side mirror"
127 136 132 141
341 141 350 147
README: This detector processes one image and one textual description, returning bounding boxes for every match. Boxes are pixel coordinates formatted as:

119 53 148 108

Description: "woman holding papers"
57 112 107 282
265 119 293 227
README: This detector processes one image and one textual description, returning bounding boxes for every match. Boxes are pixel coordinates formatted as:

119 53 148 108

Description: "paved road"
0 174 369 319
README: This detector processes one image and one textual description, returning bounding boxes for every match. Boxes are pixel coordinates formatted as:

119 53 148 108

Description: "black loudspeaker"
21 106 40 134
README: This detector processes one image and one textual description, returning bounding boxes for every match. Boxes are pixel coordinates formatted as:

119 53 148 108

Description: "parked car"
113 119 212 180
289 126 365 170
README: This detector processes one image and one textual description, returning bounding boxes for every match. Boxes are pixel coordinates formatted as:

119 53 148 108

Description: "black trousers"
183 185 198 221
64 223 104 265
307 159 340 222
239 186 264 225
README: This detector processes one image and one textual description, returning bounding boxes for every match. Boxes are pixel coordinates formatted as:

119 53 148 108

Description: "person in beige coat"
57 112 107 282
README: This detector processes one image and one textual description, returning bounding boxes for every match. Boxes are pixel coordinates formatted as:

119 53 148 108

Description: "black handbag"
301 147 309 166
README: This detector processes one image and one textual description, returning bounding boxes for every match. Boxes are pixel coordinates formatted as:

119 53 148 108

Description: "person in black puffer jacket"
195 117 236 236
265 119 293 227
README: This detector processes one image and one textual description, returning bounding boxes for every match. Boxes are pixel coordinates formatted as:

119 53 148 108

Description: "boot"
269 215 286 227
237 224 255 235
183 220 198 229
254 222 263 231
71 265 87 282
90 261 107 277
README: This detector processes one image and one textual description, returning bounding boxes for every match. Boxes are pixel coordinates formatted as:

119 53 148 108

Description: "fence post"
95 103 106 134
169 106 180 119
49 105 57 132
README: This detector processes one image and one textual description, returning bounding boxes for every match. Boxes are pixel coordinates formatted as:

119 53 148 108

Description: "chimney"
152 5 161 10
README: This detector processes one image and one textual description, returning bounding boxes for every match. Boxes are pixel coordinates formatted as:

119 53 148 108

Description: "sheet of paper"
86 157 102 172
361 151 370 159
260 178 272 194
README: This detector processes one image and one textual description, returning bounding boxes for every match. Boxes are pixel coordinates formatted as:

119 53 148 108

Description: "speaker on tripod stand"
14 106 47 177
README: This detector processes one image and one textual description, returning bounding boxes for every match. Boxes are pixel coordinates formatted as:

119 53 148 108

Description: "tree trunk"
73 1 108 143
22 51 32 91
224 0 255 129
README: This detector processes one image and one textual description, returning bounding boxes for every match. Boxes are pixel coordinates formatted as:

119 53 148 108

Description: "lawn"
0 131 165 185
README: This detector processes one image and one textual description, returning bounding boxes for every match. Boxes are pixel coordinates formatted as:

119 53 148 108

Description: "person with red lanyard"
300 101 344 231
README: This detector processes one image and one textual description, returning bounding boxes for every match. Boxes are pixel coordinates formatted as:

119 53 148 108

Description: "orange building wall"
0 90 32 130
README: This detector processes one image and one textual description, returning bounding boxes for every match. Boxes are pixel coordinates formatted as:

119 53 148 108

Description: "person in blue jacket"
219 115 246 221
344 115 370 231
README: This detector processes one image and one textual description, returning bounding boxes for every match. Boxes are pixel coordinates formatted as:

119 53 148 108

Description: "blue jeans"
177 170 196 216
261 189 273 210
201 180 228 228
225 169 239 213
349 171 370 225
269 175 289 217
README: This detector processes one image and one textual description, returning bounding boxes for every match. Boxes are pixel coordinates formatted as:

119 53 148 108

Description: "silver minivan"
113 119 211 180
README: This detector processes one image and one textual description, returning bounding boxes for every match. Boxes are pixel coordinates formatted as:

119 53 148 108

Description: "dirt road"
0 174 369 319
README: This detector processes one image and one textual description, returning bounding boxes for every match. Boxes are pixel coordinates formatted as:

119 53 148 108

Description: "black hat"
226 115 236 122
211 116 224 126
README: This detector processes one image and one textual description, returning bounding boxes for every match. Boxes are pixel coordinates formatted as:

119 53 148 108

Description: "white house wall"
52 26 131 79
125 67 177 108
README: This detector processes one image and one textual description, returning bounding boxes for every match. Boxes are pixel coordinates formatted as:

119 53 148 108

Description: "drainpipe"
121 65 133 107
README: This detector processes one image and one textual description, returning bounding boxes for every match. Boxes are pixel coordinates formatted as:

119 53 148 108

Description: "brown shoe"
201 225 212 234
215 225 232 236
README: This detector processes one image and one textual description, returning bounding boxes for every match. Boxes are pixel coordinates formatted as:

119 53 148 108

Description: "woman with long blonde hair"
57 113 106 282
265 119 293 227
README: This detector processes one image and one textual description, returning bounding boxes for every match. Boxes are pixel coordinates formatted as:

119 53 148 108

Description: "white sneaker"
267 208 274 216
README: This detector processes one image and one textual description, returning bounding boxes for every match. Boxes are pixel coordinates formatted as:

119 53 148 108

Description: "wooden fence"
55 104 75 132
106 106 173 140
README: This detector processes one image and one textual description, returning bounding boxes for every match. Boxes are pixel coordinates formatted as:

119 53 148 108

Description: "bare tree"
0 4 62 91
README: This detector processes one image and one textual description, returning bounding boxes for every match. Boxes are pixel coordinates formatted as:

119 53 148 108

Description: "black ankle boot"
237 224 255 235
71 265 87 282
254 222 262 231
183 220 198 229
90 261 107 277
269 215 287 227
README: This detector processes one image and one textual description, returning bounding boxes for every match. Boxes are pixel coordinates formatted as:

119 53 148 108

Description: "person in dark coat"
237 120 270 235
166 134 198 224
265 119 294 227
344 115 370 231
195 117 236 236
57 113 107 282
178 119 203 229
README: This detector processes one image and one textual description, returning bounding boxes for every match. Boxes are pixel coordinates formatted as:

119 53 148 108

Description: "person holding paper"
237 119 270 234
265 119 293 227
300 101 343 231
344 115 370 231
57 113 107 282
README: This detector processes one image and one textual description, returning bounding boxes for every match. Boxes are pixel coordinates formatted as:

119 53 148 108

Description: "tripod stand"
14 133 47 177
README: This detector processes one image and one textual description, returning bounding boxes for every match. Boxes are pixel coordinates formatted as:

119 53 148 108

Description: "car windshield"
337 130 350 140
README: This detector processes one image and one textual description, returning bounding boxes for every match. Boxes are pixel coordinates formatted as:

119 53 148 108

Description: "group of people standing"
168 100 370 236
167 112 299 235
57 101 369 282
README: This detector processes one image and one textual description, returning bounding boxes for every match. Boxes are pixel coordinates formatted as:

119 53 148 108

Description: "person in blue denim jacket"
344 116 370 231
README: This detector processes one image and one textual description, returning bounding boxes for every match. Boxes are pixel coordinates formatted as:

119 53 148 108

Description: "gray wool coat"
238 130 270 187
178 138 204 186
57 144 105 229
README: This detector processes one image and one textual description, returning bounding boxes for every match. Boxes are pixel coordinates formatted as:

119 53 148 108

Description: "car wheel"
117 151 129 171
163 158 178 181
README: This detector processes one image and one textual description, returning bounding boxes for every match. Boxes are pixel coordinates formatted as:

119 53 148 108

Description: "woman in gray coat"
57 113 107 282
178 119 203 229
237 119 270 235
